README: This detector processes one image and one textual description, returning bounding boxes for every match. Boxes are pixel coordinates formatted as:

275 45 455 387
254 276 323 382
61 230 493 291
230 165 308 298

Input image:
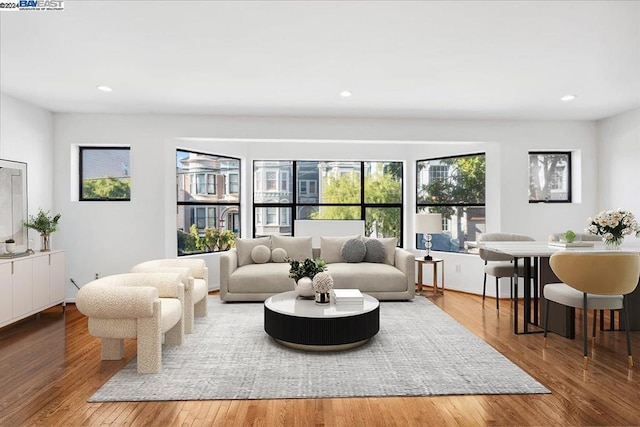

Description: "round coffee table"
264 290 380 351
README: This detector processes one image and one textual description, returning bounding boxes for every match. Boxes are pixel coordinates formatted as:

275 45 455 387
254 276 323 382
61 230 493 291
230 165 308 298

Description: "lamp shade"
415 213 443 234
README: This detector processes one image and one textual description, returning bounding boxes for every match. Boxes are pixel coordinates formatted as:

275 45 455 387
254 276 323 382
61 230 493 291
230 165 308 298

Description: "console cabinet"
0 250 65 329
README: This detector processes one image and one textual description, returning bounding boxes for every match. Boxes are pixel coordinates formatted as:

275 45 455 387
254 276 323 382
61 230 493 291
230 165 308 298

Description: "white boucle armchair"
130 258 209 334
76 272 185 374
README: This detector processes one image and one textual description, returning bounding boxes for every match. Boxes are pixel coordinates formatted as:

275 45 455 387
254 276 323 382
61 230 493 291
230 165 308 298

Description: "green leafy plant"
564 229 576 243
285 257 327 282
188 224 236 253
23 209 61 235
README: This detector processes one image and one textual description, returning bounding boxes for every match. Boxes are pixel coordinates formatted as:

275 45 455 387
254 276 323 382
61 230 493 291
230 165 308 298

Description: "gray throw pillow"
364 238 386 263
341 238 366 263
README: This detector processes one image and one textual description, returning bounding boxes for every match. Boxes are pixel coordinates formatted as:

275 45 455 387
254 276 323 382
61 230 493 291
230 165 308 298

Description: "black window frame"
528 151 572 203
253 160 404 247
79 146 131 202
176 148 241 256
416 152 486 254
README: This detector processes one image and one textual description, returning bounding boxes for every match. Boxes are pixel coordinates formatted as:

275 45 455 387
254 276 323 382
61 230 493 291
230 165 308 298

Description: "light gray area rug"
89 296 549 402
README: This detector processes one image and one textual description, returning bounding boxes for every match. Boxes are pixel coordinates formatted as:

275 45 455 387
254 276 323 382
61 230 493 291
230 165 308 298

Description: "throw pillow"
363 238 386 263
271 247 288 263
363 237 398 265
271 235 313 261
251 245 271 264
341 238 366 263
320 235 361 264
235 237 271 267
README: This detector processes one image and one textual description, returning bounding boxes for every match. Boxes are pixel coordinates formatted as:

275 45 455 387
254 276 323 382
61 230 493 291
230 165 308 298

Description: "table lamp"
415 213 443 260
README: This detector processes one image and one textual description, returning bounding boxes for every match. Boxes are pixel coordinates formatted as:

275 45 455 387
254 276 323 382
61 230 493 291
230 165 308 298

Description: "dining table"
474 240 640 336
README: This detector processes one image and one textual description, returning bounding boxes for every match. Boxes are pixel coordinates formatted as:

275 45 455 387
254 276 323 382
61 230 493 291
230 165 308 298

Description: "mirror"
0 159 28 251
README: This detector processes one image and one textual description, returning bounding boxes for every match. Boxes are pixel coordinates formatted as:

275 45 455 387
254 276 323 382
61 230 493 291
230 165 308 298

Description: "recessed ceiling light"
340 91 352 98
560 94 576 101
97 85 113 92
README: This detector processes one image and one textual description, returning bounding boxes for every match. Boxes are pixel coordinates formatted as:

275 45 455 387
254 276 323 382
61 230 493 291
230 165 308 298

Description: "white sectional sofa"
219 235 415 302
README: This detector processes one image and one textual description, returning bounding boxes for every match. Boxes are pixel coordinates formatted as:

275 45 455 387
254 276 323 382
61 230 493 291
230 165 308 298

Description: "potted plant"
5 238 16 254
285 256 328 298
563 229 576 244
23 209 61 252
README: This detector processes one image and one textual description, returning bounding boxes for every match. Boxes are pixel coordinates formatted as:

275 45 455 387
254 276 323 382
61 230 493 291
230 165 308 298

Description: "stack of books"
331 288 364 305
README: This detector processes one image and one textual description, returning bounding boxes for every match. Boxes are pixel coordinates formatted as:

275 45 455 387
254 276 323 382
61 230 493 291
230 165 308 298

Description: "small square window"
529 152 571 203
79 147 131 201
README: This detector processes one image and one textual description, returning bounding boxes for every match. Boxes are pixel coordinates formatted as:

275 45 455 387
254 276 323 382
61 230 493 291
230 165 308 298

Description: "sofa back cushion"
236 237 271 267
271 235 313 261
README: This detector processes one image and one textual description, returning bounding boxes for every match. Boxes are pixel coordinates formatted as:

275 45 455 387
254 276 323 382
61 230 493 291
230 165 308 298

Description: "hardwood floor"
1 290 639 426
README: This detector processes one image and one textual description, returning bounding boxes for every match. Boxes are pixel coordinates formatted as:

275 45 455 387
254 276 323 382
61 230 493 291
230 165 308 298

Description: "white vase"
294 277 315 298
6 242 15 253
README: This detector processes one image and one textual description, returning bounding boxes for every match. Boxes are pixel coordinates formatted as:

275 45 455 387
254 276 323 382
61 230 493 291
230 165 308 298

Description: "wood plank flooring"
1 290 639 426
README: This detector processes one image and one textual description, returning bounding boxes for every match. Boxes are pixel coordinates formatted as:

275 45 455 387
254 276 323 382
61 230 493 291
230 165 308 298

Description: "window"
79 147 131 201
416 153 485 253
529 152 571 203
176 149 240 256
253 160 403 244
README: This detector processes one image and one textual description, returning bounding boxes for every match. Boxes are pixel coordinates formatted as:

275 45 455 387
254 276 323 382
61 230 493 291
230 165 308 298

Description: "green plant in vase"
23 209 61 252
564 229 576 243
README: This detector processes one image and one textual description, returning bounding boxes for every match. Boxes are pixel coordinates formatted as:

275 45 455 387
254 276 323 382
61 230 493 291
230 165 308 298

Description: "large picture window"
79 147 131 201
529 152 571 203
416 153 485 253
176 149 240 256
253 160 403 245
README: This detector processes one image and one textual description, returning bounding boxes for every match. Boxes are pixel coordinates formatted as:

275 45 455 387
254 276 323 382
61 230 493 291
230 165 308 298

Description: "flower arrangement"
285 256 327 282
312 272 334 293
586 209 640 247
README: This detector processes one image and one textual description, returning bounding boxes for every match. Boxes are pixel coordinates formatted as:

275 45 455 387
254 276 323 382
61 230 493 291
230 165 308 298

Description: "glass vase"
41 233 51 252
315 291 330 304
605 236 623 250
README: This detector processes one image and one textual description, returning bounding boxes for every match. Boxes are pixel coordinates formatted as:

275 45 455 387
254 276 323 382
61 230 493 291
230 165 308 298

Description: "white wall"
48 113 600 300
0 93 54 249
597 108 640 214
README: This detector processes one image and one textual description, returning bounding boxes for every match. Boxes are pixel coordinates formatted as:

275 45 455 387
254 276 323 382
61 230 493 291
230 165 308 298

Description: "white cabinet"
0 250 66 329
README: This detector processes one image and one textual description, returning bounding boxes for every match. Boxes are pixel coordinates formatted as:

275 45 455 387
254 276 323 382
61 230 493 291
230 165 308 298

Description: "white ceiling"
1 1 639 121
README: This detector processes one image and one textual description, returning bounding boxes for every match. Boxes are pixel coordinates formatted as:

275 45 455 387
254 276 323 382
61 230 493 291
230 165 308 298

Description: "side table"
415 258 444 297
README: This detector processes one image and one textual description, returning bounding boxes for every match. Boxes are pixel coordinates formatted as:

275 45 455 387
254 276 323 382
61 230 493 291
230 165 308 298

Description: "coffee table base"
274 338 370 352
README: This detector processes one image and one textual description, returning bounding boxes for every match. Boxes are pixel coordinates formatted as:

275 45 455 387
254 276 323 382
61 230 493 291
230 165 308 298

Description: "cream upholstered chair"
76 272 185 374
477 232 535 310
131 258 208 334
545 252 640 369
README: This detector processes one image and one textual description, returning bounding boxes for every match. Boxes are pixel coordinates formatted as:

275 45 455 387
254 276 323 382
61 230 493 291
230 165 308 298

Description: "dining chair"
544 251 640 369
477 232 535 311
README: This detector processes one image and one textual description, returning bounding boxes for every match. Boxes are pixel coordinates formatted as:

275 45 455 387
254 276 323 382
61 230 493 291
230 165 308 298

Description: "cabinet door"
32 255 50 310
12 258 33 318
0 263 12 324
49 252 66 303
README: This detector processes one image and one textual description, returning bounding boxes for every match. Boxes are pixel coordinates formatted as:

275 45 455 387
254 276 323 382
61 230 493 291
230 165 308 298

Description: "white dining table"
475 240 640 335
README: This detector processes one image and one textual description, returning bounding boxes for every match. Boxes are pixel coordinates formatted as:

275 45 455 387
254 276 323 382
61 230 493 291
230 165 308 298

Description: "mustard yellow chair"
477 232 535 311
545 252 640 369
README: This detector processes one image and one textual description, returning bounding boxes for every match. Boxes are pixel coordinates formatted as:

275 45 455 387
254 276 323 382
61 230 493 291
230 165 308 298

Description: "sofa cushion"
363 238 386 263
364 237 397 265
327 262 407 292
229 263 293 293
271 247 288 263
320 236 360 264
251 245 271 264
236 237 271 267
271 235 312 261
341 238 366 263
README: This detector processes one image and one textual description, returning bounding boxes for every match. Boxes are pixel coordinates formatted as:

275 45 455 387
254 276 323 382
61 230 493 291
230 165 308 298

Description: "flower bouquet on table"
586 209 640 249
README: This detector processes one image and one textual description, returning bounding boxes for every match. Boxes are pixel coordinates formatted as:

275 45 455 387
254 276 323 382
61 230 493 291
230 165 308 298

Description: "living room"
1 1 639 425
